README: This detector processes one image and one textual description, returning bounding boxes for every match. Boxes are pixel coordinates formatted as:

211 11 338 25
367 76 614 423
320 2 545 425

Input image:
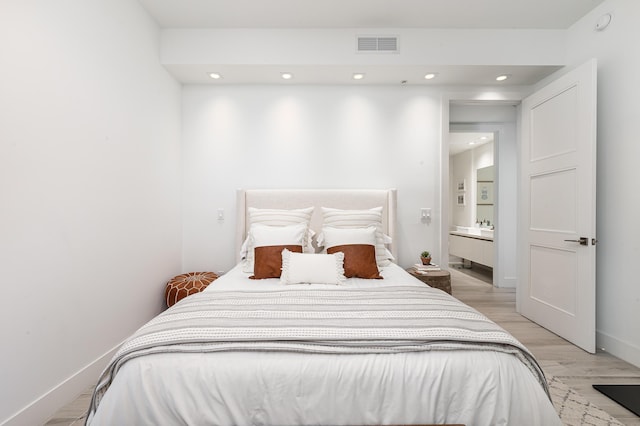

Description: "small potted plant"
420 251 432 265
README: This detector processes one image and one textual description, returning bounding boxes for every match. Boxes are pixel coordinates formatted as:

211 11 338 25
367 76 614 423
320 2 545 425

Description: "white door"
518 59 597 353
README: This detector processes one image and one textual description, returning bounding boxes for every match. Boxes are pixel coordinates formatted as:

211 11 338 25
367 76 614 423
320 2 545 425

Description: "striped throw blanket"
88 285 548 419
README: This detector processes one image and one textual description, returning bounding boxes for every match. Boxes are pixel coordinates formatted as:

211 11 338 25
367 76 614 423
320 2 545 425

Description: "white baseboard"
497 276 517 288
1 342 122 426
597 330 640 369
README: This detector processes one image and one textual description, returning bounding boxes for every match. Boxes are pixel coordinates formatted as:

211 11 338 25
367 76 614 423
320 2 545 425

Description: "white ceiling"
138 0 604 29
138 0 605 85
449 132 494 156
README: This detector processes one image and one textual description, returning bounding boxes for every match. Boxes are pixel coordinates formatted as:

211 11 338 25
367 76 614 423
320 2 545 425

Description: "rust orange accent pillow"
250 245 303 279
327 244 382 279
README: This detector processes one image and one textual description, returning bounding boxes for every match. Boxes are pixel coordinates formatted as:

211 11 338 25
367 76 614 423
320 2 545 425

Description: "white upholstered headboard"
235 189 398 263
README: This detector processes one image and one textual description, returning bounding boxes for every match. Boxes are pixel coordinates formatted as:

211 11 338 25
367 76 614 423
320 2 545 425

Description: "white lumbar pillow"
280 249 345 285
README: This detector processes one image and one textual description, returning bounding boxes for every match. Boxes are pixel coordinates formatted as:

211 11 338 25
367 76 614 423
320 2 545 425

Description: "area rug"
548 376 624 426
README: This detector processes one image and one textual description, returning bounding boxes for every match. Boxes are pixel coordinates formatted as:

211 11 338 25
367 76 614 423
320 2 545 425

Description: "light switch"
217 208 224 221
421 208 431 222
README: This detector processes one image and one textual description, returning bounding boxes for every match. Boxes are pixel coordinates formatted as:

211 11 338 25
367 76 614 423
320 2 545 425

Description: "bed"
86 189 561 426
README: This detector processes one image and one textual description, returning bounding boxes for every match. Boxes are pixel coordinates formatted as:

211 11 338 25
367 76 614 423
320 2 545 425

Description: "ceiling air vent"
357 36 398 53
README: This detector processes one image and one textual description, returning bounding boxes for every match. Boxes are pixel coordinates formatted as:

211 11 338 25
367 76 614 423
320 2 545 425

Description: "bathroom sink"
480 229 494 238
455 226 481 236
454 226 493 238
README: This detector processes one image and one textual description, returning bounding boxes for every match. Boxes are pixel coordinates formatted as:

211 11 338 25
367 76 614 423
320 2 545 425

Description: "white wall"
562 0 640 367
494 123 518 288
162 28 566 67
450 149 475 227
0 1 182 424
181 85 442 270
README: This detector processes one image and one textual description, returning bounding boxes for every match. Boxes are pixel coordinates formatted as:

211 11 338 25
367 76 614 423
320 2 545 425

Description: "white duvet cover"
87 264 561 426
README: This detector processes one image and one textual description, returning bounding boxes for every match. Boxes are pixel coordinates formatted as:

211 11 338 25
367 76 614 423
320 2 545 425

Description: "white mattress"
88 264 561 425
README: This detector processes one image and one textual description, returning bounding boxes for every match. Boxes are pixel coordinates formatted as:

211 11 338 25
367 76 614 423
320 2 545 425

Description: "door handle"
564 237 588 246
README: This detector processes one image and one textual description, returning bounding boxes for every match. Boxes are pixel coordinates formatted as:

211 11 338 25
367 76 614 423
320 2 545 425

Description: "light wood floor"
452 266 640 425
45 267 640 425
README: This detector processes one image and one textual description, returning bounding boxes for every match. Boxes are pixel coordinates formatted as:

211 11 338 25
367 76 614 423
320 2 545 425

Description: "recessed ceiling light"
424 73 438 80
468 141 476 145
496 74 510 81
209 72 222 79
281 72 293 80
353 73 365 80
480 136 488 140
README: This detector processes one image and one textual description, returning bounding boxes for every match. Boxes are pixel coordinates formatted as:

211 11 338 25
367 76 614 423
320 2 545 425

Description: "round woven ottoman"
165 271 218 308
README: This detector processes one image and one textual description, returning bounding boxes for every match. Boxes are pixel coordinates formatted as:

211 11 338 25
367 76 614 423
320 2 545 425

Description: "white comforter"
87 264 561 426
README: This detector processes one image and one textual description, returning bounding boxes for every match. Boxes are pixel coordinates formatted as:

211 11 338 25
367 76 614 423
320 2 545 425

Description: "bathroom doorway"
447 102 518 288
449 130 495 284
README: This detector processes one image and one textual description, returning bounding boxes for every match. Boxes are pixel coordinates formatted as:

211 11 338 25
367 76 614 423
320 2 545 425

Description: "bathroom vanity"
449 226 494 268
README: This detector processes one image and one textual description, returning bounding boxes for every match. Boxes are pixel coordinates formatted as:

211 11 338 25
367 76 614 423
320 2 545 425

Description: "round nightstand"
165 272 218 308
407 269 452 295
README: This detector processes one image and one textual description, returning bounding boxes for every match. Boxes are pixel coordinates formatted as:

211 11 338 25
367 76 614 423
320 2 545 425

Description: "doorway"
447 102 518 288
448 129 495 284
439 60 597 351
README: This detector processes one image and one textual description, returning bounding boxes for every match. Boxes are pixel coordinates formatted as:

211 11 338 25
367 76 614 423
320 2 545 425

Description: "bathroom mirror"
476 165 494 226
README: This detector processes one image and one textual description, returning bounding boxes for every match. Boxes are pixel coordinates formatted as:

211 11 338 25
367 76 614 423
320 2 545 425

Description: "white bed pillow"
319 226 382 279
321 206 393 267
249 223 307 279
248 206 314 228
319 226 377 247
240 207 314 273
242 223 308 274
250 223 307 247
280 249 346 285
